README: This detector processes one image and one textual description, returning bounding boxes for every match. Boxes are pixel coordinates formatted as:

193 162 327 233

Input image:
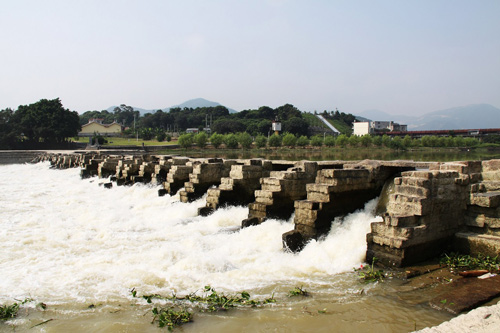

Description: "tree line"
175 132 485 150
80 103 314 138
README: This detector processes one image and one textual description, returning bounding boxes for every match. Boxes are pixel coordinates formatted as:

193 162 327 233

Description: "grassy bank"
72 137 177 146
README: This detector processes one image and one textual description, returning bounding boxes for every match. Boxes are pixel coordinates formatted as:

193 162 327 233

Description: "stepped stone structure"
179 158 236 203
163 157 193 195
367 160 500 267
282 160 416 251
242 161 326 227
36 152 500 268
198 159 279 215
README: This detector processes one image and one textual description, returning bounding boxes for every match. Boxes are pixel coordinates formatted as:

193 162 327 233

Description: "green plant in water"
288 286 309 297
152 306 192 331
131 286 279 329
0 303 19 321
0 298 37 321
440 253 500 272
355 257 385 283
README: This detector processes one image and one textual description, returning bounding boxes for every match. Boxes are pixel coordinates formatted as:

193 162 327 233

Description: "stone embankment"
35 152 500 269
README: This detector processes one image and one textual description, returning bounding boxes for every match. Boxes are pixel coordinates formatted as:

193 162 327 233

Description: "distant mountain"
409 104 500 130
356 104 500 131
167 98 219 110
356 109 417 125
106 98 237 115
105 105 157 115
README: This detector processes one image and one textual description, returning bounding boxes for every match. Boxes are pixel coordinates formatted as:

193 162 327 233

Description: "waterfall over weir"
0 162 451 332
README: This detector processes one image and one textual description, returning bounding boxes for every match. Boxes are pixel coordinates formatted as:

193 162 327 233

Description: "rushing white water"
0 162 377 306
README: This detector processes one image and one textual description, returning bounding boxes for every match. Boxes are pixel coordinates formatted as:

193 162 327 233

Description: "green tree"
194 132 208 148
464 137 479 147
402 135 413 148
237 132 253 149
282 133 297 147
391 136 404 149
282 117 309 136
360 134 372 147
348 135 359 147
296 135 309 147
0 108 18 148
336 134 348 147
14 98 80 143
268 134 282 147
310 135 323 147
324 135 336 147
224 133 239 148
178 133 193 149
139 127 154 140
210 133 224 148
381 134 391 147
372 135 382 146
453 136 465 147
255 135 267 148
156 131 166 142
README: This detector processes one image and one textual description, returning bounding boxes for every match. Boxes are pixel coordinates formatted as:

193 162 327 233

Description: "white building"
353 121 407 136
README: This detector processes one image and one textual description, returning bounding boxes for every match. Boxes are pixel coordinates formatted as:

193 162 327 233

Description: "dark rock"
282 230 306 252
242 217 262 228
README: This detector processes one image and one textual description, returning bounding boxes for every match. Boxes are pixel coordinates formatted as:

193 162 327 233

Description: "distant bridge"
381 128 500 139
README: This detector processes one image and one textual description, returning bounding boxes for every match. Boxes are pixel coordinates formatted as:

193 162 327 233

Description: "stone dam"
37 152 500 268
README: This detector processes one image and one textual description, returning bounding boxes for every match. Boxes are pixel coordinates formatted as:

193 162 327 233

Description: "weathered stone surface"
429 275 500 314
368 160 500 267
454 232 500 257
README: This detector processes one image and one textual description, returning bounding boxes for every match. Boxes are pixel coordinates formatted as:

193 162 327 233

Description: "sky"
1 0 499 116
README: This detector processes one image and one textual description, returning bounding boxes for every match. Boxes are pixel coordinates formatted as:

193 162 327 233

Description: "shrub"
210 133 224 148
255 135 268 148
372 135 382 146
348 135 359 147
360 134 372 147
237 132 253 149
156 131 166 142
178 133 193 149
224 133 239 149
268 134 282 147
282 133 297 147
194 132 208 148
336 134 348 147
310 135 323 147
324 135 336 147
296 135 309 147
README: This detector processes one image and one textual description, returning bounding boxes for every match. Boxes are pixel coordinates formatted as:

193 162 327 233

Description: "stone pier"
242 161 325 227
179 158 236 203
163 157 193 195
367 160 500 267
198 159 279 215
282 160 417 251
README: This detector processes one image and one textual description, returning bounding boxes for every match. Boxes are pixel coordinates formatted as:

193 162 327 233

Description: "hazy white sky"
1 0 499 115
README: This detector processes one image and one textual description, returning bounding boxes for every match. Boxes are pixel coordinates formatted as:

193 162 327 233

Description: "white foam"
0 162 378 304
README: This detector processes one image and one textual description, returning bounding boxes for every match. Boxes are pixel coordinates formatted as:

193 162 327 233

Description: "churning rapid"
0 162 451 332
0 162 373 302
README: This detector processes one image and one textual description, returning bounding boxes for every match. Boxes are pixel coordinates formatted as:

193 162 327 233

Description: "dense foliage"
77 103 352 139
0 98 81 148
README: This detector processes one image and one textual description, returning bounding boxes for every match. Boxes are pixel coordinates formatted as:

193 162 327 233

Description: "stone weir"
368 160 500 267
38 152 500 268
281 160 417 252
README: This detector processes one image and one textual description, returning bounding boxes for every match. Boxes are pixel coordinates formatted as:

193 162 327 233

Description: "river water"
0 162 453 332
